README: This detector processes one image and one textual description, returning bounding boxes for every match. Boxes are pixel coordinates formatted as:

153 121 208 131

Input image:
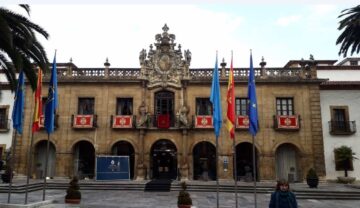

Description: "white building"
0 71 15 161
317 57 360 180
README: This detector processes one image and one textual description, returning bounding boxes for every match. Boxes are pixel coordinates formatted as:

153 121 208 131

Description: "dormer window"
350 61 358 66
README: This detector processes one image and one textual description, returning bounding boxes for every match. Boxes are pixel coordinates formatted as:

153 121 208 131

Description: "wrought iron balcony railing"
329 120 356 135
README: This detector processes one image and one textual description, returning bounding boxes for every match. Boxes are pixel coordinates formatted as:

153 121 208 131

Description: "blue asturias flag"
44 52 58 134
210 52 222 138
12 70 25 134
248 52 259 136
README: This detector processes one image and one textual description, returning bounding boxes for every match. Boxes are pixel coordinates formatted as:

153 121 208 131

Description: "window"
42 97 47 114
276 98 294 115
330 106 351 133
196 98 212 115
350 61 358 66
0 106 9 130
78 98 95 115
116 98 133 115
235 98 249 116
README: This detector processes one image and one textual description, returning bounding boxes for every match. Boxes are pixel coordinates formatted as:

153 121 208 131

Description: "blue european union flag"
210 52 222 138
12 70 25 134
44 53 58 134
248 52 259 136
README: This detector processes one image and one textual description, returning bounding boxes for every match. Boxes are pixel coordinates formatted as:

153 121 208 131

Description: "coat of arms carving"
139 24 191 89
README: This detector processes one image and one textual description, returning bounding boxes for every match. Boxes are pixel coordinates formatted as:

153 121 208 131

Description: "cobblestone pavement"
1 189 360 208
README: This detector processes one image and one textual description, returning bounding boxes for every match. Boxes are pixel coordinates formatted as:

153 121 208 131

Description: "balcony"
329 120 356 135
274 115 300 131
0 119 10 132
193 115 213 128
145 114 175 129
39 114 59 129
111 115 134 129
236 115 249 129
72 114 97 129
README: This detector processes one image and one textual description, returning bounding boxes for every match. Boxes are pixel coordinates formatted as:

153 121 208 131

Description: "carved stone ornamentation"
139 24 191 89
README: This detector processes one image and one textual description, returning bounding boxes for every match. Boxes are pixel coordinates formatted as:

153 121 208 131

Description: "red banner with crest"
194 115 213 128
112 115 132 128
236 115 249 129
276 115 299 129
73 115 94 128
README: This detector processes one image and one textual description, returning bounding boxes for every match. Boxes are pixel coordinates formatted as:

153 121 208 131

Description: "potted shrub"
65 176 81 204
306 168 319 188
334 146 358 183
177 182 192 208
1 165 13 183
36 163 43 179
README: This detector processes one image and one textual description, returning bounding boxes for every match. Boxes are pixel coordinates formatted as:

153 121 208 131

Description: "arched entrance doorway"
34 140 56 178
150 139 177 180
112 141 135 179
73 140 95 179
275 143 300 182
154 91 174 128
235 142 259 181
193 141 216 180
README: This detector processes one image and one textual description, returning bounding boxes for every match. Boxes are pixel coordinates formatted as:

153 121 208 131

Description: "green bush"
334 146 358 177
306 168 318 179
177 182 192 206
65 176 81 199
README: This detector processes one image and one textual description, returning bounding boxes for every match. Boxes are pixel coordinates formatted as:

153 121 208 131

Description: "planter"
178 205 191 208
306 178 319 188
337 176 356 184
1 174 11 183
65 198 81 204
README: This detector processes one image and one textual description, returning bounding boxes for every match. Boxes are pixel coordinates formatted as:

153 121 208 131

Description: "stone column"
309 85 325 176
136 129 146 180
180 129 189 180
55 152 72 178
259 152 275 180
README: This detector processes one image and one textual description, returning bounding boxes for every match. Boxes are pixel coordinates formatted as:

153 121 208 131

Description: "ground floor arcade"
27 137 307 182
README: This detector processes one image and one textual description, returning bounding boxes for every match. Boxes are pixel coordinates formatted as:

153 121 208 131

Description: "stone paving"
0 189 360 208
1 180 360 207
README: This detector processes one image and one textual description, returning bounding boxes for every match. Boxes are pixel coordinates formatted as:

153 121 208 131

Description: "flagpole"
210 50 221 208
248 49 259 208
7 131 17 203
230 50 238 208
24 132 35 204
233 132 238 208
42 133 50 201
252 135 257 208
216 135 219 208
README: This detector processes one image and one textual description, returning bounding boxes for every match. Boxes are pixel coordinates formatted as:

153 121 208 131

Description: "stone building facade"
14 25 326 181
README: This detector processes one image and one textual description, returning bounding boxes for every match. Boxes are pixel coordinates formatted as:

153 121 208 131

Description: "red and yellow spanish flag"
226 53 235 139
32 68 43 132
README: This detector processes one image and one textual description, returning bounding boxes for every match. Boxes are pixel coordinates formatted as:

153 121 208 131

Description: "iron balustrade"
328 120 356 135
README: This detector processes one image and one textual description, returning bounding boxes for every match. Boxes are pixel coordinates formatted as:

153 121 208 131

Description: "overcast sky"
4 1 360 68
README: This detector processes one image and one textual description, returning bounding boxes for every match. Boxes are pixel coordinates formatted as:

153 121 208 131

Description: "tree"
334 146 357 177
336 5 360 58
0 4 49 90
